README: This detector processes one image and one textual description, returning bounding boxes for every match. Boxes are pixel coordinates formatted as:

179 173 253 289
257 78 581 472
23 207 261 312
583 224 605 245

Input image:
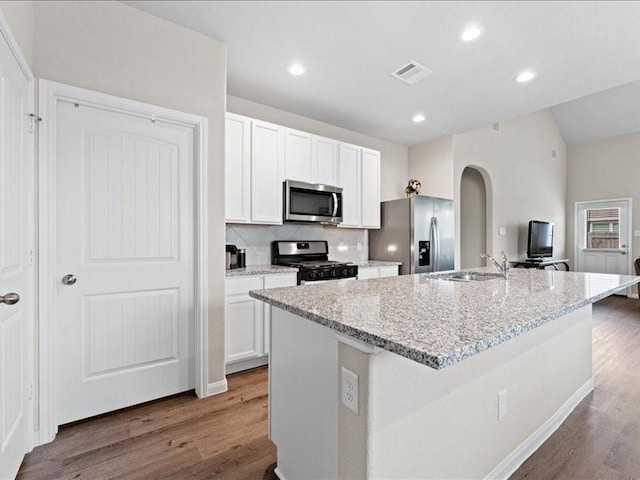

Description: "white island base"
269 305 594 480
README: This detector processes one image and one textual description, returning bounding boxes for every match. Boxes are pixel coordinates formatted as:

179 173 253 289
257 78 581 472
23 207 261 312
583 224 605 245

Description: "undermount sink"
436 271 504 282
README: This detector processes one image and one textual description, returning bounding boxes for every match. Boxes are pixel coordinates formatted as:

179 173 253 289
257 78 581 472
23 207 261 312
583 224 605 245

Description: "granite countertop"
347 260 402 268
226 265 298 277
250 268 640 370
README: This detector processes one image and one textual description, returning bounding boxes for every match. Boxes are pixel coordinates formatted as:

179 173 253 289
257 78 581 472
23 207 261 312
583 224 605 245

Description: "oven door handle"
332 193 339 217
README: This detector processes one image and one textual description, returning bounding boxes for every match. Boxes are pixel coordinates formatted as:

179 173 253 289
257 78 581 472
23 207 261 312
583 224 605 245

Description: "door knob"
62 274 77 285
0 293 20 305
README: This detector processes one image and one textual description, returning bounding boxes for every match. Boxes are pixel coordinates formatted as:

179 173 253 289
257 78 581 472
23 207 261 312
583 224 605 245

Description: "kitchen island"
250 269 640 479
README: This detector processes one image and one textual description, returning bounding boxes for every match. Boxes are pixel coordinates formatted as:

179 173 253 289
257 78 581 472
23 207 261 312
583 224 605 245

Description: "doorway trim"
573 197 633 295
37 80 209 445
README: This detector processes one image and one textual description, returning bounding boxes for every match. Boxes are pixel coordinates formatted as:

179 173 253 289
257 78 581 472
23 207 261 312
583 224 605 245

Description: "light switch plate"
634 230 640 238
499 227 506 236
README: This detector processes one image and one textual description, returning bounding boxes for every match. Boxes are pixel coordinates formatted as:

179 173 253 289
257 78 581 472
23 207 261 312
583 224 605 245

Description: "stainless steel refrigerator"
369 196 454 275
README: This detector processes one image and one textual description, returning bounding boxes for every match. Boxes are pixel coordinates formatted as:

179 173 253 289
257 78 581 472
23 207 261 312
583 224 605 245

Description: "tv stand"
511 258 570 271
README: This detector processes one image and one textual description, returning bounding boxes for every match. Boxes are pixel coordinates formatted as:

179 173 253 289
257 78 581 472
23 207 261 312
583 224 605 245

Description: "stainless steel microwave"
283 180 343 225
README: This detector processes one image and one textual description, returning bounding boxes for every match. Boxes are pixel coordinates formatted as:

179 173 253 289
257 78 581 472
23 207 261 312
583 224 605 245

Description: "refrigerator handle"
430 216 439 271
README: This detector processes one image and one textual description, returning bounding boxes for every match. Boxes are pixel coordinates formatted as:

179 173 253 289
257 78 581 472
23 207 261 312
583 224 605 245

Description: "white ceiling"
126 1 640 147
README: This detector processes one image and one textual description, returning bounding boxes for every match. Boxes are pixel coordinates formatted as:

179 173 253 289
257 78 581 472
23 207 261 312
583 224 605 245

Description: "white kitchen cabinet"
357 265 399 279
225 112 379 229
226 273 297 374
312 136 339 186
284 128 313 182
225 114 251 223
339 143 381 229
251 120 284 224
361 148 381 228
225 277 264 366
338 143 362 227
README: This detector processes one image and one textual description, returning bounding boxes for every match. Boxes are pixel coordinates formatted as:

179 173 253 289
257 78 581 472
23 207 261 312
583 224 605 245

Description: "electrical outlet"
341 367 359 414
498 390 508 420
634 230 640 238
357 242 362 252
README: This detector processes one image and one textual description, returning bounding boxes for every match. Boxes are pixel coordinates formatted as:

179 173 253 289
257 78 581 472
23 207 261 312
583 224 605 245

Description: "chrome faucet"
481 251 510 279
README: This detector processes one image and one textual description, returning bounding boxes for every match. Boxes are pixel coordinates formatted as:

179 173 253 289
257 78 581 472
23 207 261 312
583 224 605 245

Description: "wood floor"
17 367 278 480
18 295 640 480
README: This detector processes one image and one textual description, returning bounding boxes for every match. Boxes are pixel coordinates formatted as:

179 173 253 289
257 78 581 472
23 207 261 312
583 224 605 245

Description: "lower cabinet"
357 265 399 279
225 273 297 374
225 268 397 374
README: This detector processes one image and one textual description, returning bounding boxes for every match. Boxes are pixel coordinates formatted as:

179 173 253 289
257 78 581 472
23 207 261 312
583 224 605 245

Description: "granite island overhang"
250 269 640 479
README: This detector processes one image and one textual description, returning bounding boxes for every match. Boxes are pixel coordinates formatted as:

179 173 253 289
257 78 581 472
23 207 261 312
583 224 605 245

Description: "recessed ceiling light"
515 70 537 83
460 25 483 42
412 113 426 124
288 63 305 76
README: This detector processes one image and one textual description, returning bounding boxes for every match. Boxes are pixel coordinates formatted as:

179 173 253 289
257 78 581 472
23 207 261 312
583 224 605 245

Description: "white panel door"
0 31 32 479
284 128 312 183
312 136 339 186
361 148 381 228
251 120 283 224
338 144 361 228
225 113 251 222
575 200 630 288
56 100 195 425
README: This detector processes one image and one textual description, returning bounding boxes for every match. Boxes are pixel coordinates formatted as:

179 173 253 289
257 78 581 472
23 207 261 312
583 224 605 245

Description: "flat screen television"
527 220 554 259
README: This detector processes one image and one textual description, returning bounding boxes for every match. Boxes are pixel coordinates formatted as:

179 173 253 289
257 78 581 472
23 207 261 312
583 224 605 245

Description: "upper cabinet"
251 120 284 224
225 114 251 223
284 129 339 186
312 136 339 186
338 144 381 229
338 143 361 228
361 148 381 229
284 128 313 182
225 113 380 229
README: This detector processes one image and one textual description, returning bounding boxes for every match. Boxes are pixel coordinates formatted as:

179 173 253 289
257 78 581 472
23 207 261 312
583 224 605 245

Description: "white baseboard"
206 378 228 396
485 377 595 480
226 355 268 375
629 293 639 299
274 467 286 480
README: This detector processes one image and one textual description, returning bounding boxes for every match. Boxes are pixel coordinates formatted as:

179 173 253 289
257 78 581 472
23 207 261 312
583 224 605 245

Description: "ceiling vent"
390 61 433 85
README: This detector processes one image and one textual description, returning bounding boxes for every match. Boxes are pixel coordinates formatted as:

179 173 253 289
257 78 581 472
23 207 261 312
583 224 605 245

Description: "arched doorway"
460 167 488 269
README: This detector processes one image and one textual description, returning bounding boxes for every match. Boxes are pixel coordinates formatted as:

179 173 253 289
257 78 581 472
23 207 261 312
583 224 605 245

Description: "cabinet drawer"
226 276 264 296
379 266 399 278
357 268 379 280
264 274 298 289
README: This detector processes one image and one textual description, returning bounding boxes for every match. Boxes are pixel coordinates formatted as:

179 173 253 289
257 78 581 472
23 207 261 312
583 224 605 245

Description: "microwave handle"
332 193 339 217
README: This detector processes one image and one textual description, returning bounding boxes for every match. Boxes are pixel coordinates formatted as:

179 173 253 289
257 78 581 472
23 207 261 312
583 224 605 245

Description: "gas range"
272 241 358 284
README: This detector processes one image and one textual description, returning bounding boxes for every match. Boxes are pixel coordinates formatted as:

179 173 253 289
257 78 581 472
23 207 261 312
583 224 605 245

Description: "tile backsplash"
226 223 368 266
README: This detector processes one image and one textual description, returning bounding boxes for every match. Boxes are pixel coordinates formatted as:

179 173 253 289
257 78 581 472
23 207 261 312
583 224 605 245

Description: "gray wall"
460 167 487 269
567 131 640 270
409 109 567 267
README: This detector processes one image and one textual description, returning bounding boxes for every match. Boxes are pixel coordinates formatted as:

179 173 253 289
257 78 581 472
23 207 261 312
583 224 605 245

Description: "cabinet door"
338 143 361 227
284 128 312 183
263 274 297 354
225 293 264 363
357 267 379 280
361 148 380 228
251 121 284 224
312 136 339 186
225 114 251 222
